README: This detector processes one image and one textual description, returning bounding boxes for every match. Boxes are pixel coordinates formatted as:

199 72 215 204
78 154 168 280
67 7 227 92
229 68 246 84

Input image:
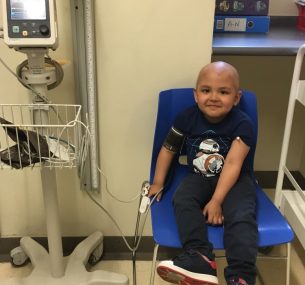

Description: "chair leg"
286 243 291 285
150 243 159 285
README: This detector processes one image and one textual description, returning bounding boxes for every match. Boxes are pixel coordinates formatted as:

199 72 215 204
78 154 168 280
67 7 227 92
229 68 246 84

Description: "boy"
149 61 258 285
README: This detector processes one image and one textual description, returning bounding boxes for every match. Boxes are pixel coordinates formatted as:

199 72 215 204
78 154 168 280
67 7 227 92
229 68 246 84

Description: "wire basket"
0 104 86 169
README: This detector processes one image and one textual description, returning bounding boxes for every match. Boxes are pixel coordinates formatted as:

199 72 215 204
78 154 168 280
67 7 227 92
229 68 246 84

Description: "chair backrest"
150 88 294 249
149 88 258 248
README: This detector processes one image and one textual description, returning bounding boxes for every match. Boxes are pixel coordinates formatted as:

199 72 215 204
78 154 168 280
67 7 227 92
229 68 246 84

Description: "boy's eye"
200 88 210 93
220 90 229 95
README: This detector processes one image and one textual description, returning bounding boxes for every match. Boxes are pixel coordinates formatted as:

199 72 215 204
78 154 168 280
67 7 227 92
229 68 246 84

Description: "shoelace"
173 249 217 270
172 249 201 262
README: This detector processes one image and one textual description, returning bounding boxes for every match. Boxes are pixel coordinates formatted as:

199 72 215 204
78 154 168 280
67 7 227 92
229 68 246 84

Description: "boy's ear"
234 90 242 106
193 88 198 103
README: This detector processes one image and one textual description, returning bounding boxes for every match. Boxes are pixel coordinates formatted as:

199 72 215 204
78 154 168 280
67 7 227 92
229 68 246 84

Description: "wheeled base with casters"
3 231 129 285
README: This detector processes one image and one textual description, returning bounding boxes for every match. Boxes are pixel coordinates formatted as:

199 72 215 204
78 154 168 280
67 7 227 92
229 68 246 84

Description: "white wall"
269 0 298 16
94 0 215 235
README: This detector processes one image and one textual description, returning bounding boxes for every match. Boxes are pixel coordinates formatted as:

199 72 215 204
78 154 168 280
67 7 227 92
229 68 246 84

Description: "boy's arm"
203 137 250 224
149 146 176 201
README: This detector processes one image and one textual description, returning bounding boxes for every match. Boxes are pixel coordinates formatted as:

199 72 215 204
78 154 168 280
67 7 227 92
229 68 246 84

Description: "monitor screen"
10 0 47 20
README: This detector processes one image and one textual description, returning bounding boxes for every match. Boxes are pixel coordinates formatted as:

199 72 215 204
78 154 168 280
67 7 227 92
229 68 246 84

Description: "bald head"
196 61 240 91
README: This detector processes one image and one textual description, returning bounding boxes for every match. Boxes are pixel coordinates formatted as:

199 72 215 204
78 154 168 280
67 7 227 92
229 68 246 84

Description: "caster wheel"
10 246 29 267
88 242 103 266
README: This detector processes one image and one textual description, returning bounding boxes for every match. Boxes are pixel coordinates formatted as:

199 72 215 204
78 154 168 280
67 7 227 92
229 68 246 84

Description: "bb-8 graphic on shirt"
193 139 224 176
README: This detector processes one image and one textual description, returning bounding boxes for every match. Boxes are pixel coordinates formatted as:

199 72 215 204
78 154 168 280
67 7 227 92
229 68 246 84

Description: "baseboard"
0 171 303 262
254 170 305 189
0 236 179 262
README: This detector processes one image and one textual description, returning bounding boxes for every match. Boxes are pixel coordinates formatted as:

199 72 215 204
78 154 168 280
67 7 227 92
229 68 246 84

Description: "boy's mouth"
206 104 221 109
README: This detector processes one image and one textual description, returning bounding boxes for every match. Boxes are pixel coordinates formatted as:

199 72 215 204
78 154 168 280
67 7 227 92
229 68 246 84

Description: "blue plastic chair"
149 88 294 285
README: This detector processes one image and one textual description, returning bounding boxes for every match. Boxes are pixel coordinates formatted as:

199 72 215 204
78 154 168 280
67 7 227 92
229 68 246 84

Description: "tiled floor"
0 236 304 285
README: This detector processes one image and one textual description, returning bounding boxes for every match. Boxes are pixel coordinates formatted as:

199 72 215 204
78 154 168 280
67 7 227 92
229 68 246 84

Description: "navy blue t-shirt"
170 105 255 176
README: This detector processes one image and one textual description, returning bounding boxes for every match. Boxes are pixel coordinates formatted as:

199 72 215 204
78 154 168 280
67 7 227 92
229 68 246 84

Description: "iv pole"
1 20 128 285
23 48 65 278
1 0 128 283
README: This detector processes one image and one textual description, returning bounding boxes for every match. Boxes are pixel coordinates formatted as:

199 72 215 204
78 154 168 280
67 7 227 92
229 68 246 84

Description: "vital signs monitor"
2 0 58 49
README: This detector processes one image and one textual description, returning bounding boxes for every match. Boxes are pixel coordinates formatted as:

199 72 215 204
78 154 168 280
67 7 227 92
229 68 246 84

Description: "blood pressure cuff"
163 127 184 153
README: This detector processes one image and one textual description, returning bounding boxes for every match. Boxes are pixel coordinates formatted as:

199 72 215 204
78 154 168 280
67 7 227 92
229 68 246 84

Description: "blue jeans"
173 172 258 285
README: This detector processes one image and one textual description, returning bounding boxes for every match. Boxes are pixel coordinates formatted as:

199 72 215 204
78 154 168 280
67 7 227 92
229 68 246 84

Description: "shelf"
213 16 305 56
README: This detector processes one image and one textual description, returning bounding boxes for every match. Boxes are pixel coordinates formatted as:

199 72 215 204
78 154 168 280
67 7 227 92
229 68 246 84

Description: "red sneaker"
157 249 218 285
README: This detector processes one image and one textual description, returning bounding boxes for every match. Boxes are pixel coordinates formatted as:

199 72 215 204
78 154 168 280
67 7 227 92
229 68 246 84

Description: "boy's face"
193 64 241 124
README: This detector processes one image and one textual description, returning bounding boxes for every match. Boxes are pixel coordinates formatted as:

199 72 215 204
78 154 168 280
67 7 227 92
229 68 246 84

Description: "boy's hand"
202 198 224 225
148 184 163 202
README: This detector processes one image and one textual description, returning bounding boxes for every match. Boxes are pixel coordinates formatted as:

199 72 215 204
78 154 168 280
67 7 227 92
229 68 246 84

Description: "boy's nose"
210 91 218 100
